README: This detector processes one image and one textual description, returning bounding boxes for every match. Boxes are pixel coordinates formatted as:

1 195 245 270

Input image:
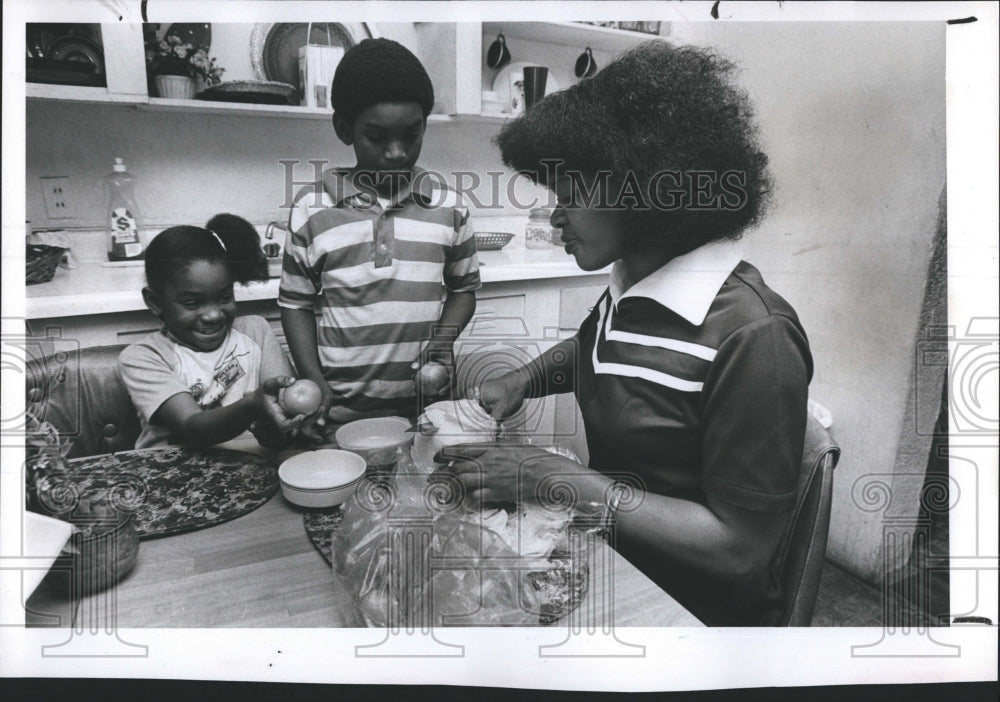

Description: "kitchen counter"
26 226 607 320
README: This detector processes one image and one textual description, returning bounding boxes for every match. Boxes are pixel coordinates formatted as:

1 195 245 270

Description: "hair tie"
208 230 227 252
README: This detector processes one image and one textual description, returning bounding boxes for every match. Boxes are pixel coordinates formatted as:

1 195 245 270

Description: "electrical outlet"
40 176 76 219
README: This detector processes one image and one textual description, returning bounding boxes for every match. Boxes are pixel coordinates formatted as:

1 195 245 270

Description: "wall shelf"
481 21 667 53
27 85 456 123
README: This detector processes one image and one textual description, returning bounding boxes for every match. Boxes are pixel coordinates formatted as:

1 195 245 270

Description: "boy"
279 38 480 428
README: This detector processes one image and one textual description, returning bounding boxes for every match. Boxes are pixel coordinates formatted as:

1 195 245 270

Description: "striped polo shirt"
574 239 812 625
278 167 481 424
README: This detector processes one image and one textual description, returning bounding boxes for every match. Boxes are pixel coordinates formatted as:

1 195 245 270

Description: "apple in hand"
416 361 451 396
278 379 323 415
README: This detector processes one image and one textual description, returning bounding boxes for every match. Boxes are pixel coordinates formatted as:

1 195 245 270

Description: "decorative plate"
250 22 370 89
62 447 278 538
196 80 296 105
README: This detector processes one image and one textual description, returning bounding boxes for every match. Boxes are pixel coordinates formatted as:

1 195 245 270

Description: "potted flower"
145 28 225 99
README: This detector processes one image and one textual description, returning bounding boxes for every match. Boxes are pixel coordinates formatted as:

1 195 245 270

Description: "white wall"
668 22 946 581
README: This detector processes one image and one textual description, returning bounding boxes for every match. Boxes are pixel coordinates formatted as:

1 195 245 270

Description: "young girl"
119 214 303 449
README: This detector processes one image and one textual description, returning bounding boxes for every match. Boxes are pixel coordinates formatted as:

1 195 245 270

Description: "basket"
26 244 66 285
475 231 514 251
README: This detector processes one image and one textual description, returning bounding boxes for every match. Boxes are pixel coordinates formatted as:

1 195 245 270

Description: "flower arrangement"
24 411 74 515
146 31 225 86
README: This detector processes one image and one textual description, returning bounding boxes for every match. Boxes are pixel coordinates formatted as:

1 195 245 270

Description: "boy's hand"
412 339 455 398
297 384 336 444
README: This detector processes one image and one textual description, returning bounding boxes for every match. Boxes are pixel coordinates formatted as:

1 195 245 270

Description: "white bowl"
278 449 367 508
335 416 413 468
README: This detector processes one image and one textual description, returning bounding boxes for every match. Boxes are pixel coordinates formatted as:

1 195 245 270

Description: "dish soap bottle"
105 157 144 261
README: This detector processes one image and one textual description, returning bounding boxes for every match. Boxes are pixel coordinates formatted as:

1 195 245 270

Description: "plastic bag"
333 443 601 627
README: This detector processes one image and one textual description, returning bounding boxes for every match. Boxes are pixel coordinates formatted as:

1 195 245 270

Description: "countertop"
26 223 609 320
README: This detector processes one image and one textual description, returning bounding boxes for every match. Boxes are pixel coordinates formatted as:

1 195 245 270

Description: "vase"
154 74 196 99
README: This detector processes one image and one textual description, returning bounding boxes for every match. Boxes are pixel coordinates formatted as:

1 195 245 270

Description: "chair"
25 344 140 458
773 412 841 626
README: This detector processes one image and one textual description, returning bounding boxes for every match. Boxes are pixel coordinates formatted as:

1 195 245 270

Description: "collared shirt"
278 167 480 424
575 239 812 625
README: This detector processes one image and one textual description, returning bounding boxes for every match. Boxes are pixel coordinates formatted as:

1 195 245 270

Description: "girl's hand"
431 442 583 507
249 418 287 448
250 376 306 433
476 373 529 422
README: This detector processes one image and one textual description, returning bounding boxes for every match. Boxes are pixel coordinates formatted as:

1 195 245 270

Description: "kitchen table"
27 485 704 629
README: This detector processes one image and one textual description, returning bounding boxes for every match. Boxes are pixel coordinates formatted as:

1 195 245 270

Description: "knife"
405 421 438 434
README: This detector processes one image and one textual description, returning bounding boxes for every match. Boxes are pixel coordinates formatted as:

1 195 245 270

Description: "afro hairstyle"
495 40 773 251
331 38 435 124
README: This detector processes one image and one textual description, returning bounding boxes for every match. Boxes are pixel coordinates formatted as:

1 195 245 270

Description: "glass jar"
525 208 555 249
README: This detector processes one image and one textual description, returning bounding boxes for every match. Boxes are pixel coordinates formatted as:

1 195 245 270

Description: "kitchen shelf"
482 21 668 53
144 97 454 123
27 85 456 123
26 83 144 104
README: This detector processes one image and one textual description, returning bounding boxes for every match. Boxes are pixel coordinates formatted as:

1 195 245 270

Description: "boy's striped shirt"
278 168 481 424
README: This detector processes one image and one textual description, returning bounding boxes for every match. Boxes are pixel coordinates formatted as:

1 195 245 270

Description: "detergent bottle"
105 157 144 261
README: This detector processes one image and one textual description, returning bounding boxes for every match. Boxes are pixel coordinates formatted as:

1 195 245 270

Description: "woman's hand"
476 373 529 422
431 442 588 507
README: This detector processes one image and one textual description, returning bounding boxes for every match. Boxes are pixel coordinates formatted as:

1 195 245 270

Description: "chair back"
773 413 841 626
26 344 140 458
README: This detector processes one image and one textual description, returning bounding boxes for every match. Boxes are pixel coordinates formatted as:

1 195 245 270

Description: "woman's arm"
476 337 579 420
435 445 788 581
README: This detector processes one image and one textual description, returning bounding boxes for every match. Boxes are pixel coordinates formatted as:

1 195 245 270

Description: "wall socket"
40 176 76 219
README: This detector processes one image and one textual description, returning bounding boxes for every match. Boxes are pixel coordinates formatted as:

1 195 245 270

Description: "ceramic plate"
492 61 561 115
250 22 370 88
46 35 104 75
196 80 296 105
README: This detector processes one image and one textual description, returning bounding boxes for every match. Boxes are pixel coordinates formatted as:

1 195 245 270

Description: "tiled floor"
811 509 949 627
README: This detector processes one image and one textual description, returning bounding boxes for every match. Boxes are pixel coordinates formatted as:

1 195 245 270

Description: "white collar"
609 239 743 326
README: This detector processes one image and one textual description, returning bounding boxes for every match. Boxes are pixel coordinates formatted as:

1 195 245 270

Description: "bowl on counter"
475 231 515 251
278 449 366 508
334 416 413 470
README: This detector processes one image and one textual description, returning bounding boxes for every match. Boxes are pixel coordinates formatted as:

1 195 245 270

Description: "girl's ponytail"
205 213 269 285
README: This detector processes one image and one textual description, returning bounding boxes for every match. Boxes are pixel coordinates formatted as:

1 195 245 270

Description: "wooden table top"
28 493 703 629
26 445 703 629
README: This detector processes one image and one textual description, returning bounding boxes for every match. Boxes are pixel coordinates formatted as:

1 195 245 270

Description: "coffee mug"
486 32 511 69
575 47 597 78
522 66 549 111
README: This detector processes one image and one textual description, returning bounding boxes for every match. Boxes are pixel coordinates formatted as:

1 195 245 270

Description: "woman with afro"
436 41 813 626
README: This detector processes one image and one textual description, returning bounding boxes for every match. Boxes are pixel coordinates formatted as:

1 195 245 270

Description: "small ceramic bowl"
335 416 413 469
278 449 367 508
55 512 140 594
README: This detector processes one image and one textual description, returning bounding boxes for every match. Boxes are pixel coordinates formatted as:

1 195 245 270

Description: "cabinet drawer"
559 285 604 331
